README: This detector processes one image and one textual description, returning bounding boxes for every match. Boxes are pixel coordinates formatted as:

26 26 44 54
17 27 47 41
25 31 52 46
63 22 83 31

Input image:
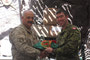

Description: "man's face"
22 11 34 29
56 12 68 27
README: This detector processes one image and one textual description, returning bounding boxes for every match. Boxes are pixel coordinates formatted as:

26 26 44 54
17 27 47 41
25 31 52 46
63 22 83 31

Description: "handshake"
33 40 58 58
39 47 53 58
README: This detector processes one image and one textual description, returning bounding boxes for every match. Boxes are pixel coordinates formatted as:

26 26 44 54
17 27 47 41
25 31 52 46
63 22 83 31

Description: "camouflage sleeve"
9 27 40 57
56 29 81 56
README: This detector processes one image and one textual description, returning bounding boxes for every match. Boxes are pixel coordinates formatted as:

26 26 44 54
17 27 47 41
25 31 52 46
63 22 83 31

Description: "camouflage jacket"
56 24 81 60
9 24 40 60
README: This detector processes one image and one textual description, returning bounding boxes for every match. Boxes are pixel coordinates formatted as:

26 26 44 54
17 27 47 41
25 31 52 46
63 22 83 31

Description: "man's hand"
39 50 49 58
45 47 53 53
39 47 53 58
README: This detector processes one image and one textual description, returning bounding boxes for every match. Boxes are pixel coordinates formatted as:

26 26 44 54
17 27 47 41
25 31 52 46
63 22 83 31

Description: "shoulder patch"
72 27 77 30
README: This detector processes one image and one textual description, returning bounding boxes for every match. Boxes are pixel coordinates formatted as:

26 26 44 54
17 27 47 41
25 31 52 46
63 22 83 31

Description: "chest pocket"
24 31 33 46
58 31 69 47
25 31 39 46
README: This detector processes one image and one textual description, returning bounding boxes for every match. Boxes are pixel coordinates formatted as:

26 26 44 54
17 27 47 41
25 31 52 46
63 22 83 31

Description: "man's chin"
28 24 32 26
26 25 32 29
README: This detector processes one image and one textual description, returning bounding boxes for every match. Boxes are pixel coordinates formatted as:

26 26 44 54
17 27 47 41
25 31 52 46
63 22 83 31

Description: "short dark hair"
56 7 68 16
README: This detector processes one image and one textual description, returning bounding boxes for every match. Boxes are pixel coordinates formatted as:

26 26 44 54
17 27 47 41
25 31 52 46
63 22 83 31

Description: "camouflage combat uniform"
56 23 81 60
9 24 40 60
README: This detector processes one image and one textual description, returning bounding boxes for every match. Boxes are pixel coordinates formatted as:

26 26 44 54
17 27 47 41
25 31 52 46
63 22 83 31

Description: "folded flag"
33 40 58 50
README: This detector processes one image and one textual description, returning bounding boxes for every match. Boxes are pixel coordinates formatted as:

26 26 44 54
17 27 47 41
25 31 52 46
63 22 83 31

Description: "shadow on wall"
0 28 13 40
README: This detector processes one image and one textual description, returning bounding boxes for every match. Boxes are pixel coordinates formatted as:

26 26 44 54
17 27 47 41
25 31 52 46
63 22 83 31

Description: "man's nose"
29 18 33 21
58 18 62 21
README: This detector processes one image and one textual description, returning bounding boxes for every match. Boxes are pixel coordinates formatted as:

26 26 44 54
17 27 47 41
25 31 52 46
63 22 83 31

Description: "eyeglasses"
26 16 34 19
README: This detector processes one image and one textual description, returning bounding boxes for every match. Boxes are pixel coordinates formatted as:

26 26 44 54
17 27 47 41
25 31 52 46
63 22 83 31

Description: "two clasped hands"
39 47 53 58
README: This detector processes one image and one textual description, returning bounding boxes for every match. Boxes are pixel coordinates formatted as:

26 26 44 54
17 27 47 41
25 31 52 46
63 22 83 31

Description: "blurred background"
0 0 90 60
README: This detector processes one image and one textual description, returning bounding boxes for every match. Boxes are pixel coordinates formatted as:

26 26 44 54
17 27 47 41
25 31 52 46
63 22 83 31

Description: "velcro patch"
72 27 77 30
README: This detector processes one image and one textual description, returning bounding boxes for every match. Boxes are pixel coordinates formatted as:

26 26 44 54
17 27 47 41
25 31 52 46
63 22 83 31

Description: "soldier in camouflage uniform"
55 8 81 60
9 10 40 60
44 8 81 60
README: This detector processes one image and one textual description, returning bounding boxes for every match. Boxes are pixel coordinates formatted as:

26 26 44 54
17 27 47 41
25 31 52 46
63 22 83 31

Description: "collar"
21 24 32 34
61 23 71 31
65 23 71 29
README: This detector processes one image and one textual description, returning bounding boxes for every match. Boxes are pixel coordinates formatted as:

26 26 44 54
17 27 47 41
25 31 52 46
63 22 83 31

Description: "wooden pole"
18 0 22 22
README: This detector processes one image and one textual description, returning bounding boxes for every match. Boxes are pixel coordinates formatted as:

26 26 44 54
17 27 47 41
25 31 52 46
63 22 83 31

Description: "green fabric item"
33 42 45 50
51 42 58 49
33 41 58 50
